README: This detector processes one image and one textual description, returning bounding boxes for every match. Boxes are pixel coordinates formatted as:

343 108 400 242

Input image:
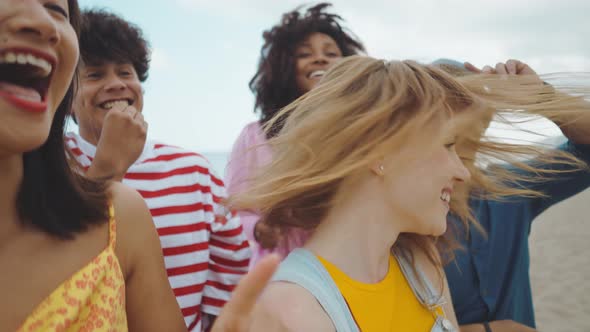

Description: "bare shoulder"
107 182 159 277
108 181 150 219
250 281 335 332
108 182 154 238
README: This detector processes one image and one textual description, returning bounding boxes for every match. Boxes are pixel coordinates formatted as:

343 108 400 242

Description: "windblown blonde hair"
230 56 589 271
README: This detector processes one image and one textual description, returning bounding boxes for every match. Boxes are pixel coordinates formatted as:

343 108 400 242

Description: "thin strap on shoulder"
108 203 117 250
392 247 442 309
272 249 359 332
392 248 457 332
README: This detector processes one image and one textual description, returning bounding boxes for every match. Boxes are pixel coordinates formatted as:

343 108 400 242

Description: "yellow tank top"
18 204 128 331
317 254 443 332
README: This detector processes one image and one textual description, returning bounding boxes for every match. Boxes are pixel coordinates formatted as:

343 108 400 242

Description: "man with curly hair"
66 9 251 331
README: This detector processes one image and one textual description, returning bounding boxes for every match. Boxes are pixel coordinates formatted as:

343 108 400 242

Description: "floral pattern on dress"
18 205 128 332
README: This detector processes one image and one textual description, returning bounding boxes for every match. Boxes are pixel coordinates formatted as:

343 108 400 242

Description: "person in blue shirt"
435 59 590 332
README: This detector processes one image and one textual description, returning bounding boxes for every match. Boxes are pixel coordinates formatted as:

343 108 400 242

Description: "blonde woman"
223 56 588 331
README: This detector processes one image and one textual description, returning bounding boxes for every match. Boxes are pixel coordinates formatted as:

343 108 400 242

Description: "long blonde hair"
230 56 588 269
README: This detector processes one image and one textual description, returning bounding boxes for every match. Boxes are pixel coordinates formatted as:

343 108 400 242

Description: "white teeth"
16 53 27 64
5 52 16 63
102 99 130 110
309 70 326 79
440 192 451 203
0 51 53 77
26 54 37 66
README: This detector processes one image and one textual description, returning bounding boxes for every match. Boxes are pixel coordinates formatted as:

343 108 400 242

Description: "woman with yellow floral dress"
0 1 185 331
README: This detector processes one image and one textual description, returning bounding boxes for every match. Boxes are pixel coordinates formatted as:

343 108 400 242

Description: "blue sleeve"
508 140 590 220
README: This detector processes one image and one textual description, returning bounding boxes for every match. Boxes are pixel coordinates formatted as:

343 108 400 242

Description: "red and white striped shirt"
66 132 251 332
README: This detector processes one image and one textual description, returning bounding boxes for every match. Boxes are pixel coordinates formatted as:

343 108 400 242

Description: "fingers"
481 60 526 76
506 59 536 75
494 59 536 75
110 102 128 113
123 106 146 126
482 65 494 74
212 254 280 332
132 107 141 119
506 59 518 75
516 60 537 75
495 62 508 75
463 62 481 74
224 254 279 314
132 110 148 136
105 104 148 133
132 108 144 122
112 103 140 119
112 103 135 116
461 59 541 90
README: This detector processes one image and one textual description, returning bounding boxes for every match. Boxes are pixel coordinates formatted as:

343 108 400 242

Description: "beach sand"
530 188 590 332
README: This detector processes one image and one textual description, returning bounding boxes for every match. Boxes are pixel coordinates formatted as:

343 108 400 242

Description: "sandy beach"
530 188 590 332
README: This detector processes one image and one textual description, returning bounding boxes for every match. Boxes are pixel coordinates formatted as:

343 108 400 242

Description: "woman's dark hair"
79 9 151 82
250 3 365 138
16 0 109 239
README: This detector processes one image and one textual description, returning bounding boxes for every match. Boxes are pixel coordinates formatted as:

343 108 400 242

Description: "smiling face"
294 32 343 94
0 0 79 156
380 120 471 237
73 61 143 145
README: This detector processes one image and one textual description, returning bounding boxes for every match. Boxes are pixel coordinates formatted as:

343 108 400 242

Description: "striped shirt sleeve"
201 168 251 316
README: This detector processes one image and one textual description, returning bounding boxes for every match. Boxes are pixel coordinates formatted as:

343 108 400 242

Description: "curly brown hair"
249 3 365 139
79 9 150 82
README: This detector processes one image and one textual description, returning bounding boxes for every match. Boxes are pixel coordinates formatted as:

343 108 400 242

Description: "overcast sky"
77 0 589 153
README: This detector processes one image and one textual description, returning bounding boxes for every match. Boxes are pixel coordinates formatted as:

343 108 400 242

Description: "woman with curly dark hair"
225 2 365 267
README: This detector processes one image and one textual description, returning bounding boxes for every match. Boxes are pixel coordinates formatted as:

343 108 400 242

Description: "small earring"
379 165 385 174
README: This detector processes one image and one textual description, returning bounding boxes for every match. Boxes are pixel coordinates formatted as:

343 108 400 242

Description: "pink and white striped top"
66 132 251 332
